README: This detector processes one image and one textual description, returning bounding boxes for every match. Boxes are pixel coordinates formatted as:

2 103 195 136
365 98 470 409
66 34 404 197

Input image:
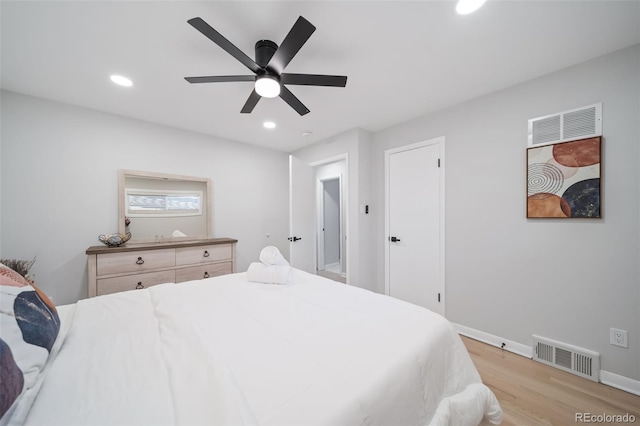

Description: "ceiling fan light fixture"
255 75 281 98
456 0 487 14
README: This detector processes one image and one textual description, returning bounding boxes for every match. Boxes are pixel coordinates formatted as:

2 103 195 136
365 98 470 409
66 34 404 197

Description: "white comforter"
25 270 502 425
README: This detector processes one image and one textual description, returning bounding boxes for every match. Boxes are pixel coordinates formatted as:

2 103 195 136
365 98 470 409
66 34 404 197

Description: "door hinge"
437 158 441 168
438 293 441 302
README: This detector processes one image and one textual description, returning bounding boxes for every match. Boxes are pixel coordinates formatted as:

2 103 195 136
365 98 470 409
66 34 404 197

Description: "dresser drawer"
175 244 232 266
97 248 175 275
175 262 232 283
96 270 175 296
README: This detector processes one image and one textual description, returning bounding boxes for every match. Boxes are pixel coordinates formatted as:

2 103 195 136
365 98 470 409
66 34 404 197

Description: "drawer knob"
136 257 144 265
203 250 210 258
203 272 210 278
135 282 145 289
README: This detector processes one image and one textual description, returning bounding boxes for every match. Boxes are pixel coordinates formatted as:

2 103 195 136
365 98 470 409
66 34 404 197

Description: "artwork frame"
526 136 602 218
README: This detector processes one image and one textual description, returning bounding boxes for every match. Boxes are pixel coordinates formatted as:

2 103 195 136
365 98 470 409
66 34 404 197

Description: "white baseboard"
454 323 640 397
600 370 640 396
453 323 532 358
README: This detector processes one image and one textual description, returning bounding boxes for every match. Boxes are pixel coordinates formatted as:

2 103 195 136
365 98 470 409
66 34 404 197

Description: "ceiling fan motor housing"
255 40 278 69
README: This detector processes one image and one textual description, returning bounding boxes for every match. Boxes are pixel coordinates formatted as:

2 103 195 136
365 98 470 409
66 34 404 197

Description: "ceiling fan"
184 16 347 116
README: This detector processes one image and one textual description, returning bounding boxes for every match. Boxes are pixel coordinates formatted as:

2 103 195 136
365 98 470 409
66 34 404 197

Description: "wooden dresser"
86 238 237 297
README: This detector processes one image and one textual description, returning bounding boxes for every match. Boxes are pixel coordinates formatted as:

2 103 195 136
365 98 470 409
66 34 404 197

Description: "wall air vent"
528 103 602 147
533 335 600 382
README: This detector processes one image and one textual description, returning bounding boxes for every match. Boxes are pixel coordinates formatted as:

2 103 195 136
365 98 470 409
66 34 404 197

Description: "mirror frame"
118 169 212 243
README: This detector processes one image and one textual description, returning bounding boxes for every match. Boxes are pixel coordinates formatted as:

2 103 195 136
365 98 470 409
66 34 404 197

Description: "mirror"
118 170 211 242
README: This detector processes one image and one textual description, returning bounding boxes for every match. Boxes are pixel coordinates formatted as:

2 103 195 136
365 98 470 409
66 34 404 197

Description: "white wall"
0 91 290 304
0 91 3 260
371 45 640 381
292 128 374 290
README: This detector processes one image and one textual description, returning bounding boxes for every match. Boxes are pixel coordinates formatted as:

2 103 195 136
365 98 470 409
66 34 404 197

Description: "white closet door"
386 138 443 314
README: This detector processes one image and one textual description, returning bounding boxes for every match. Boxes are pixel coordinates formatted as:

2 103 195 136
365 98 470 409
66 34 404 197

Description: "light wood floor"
462 336 640 425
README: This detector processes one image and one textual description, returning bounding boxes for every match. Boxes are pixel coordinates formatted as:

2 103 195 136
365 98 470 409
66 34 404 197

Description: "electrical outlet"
610 328 628 348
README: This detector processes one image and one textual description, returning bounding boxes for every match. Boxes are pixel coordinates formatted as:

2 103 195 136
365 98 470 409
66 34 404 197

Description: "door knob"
389 236 401 242
288 236 302 242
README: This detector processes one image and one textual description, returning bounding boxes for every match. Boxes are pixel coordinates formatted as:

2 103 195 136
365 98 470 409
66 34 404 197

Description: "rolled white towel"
247 262 292 285
259 246 290 266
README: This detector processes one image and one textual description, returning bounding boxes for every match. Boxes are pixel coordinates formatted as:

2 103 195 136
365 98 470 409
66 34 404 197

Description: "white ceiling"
2 1 639 152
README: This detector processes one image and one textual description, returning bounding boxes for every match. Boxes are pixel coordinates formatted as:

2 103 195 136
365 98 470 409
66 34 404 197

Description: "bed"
1 264 502 426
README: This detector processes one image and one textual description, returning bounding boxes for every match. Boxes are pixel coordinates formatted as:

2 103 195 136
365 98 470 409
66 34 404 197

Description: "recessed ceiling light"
456 0 487 14
302 132 312 137
263 121 276 129
110 75 133 87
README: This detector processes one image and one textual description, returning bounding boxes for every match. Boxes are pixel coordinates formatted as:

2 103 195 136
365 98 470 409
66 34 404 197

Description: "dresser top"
86 237 237 255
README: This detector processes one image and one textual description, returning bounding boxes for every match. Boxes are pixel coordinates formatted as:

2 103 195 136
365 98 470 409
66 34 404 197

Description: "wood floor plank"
461 335 640 425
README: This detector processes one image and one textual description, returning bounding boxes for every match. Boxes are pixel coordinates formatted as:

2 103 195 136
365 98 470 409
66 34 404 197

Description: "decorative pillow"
0 262 60 422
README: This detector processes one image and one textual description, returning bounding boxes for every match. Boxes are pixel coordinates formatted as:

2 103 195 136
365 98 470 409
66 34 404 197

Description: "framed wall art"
526 136 601 218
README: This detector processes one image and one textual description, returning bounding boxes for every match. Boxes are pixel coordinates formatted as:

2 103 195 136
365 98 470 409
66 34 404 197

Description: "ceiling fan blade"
279 86 310 116
188 17 260 74
185 75 255 84
267 16 316 74
241 89 262 114
280 74 347 87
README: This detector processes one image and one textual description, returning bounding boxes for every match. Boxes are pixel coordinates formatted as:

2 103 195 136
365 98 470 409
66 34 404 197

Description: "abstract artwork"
527 136 601 218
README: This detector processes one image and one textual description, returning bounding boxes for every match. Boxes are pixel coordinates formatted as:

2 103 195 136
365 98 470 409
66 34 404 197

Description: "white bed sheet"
25 269 501 426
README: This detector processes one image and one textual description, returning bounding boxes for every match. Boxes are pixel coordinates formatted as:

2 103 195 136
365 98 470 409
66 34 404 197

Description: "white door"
385 138 444 314
289 155 316 273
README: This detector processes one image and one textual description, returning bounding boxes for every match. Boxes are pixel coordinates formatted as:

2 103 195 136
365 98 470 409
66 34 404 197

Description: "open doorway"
290 155 348 283
315 160 347 283
318 177 343 276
